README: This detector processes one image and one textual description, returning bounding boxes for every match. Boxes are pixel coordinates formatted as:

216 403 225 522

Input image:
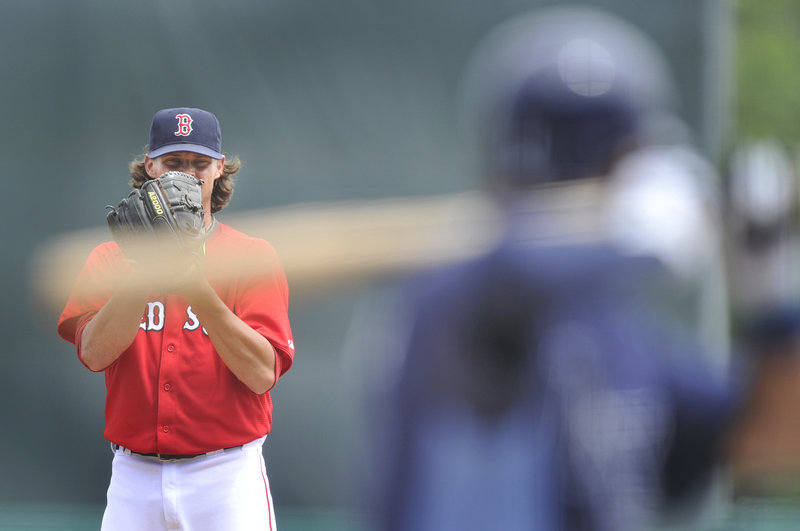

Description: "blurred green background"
3 0 796 529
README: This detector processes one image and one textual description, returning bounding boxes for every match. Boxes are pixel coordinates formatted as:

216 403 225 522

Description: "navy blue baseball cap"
148 107 223 160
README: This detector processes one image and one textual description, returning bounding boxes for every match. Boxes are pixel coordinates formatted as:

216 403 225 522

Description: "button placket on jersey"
156 296 182 450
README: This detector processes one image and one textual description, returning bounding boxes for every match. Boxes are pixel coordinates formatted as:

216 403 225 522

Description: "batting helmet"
460 6 679 190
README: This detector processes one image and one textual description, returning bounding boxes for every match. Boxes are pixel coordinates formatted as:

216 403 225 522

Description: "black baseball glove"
106 171 206 263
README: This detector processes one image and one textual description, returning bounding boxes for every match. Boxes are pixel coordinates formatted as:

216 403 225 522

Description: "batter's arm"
79 282 150 372
181 281 277 394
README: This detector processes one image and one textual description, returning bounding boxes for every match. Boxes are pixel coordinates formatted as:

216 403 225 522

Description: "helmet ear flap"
490 80 641 185
491 108 553 189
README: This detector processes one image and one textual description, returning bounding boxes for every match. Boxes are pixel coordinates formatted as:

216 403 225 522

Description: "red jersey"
57 221 295 455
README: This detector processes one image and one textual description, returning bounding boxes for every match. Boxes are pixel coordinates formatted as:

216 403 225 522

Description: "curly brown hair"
128 147 242 213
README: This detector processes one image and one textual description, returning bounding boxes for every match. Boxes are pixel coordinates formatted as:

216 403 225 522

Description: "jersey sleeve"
57 241 129 345
223 238 295 383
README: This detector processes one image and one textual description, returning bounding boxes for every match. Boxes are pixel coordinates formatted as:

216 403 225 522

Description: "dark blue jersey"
372 238 735 531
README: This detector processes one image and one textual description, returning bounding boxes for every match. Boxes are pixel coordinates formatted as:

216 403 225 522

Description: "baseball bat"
29 182 607 316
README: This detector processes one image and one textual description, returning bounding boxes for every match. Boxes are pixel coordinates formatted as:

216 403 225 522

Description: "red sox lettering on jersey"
139 301 208 335
174 113 193 136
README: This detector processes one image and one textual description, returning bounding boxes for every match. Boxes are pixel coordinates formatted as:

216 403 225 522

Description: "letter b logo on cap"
175 114 193 136
149 107 222 159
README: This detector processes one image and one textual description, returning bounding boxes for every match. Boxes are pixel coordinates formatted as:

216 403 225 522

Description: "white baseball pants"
101 436 276 531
